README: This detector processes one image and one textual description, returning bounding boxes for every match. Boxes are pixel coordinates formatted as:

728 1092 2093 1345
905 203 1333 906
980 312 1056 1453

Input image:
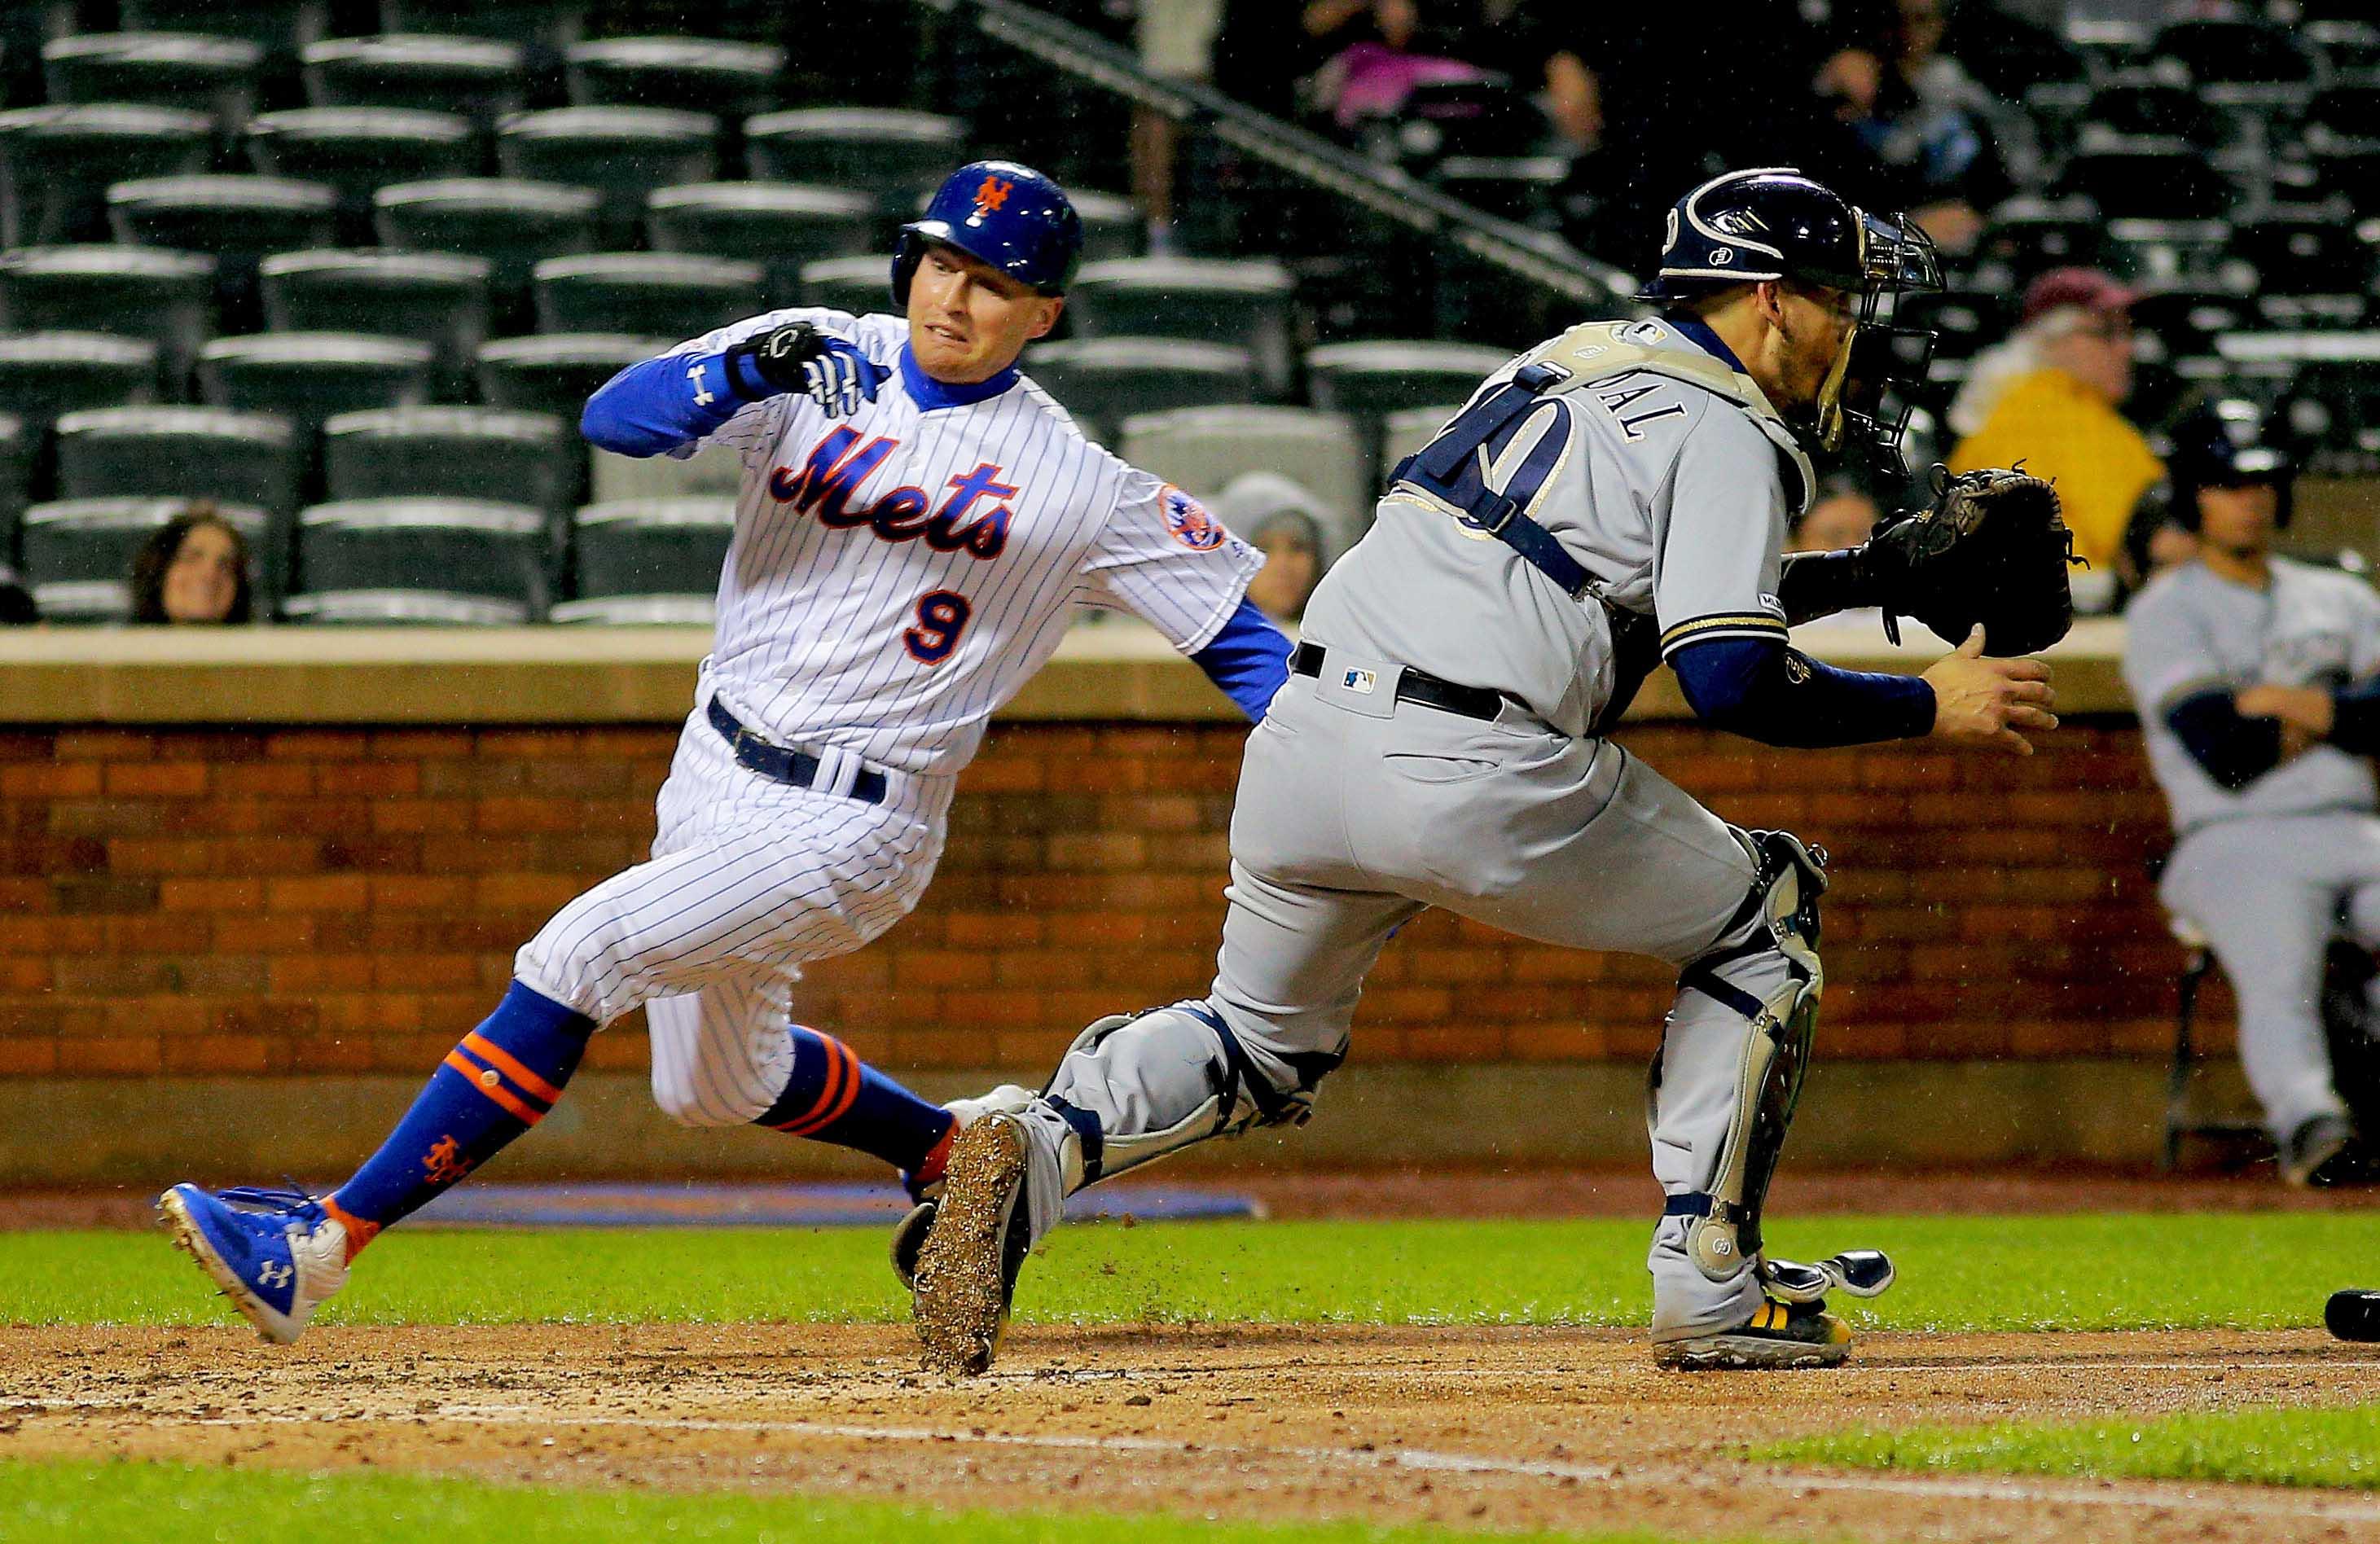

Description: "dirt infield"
9 1322 2380 1544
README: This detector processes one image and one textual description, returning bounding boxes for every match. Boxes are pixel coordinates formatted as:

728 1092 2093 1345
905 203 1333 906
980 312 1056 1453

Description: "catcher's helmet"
1637 167 1943 467
891 160 1082 309
2167 404 2295 532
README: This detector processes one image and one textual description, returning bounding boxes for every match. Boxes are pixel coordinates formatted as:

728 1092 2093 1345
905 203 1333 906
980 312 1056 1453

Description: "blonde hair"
1946 304 2094 437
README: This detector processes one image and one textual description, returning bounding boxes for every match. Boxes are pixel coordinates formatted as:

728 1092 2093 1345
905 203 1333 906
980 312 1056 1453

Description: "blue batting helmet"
891 160 1082 308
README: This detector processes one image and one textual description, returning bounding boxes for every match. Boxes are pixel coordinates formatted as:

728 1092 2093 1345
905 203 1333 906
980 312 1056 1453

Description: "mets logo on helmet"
1161 486 1225 550
972 176 1013 216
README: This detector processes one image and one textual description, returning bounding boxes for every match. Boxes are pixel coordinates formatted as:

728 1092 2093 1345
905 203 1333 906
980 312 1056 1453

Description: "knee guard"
1665 828 1826 1283
1040 1002 1329 1194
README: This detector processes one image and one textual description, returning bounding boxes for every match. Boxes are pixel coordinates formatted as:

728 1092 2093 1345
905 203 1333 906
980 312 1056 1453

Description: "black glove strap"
724 322 819 397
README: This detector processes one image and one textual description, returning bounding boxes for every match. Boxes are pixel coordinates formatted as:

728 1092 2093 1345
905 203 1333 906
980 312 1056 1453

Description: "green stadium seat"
199 334 435 435
548 594 713 625
0 415 29 564
647 182 878 298
496 107 719 247
1069 189 1140 265
259 249 492 384
373 178 600 300
302 35 528 128
0 246 214 389
533 253 763 342
43 33 265 133
0 334 160 427
1117 406 1370 540
0 104 213 247
54 406 300 594
246 108 477 236
324 405 576 590
565 38 782 114
1378 404 1463 482
118 1 331 58
106 177 340 312
294 496 546 614
1068 258 1296 396
744 109 964 213
476 333 667 419
379 2 588 55
800 256 894 318
1022 339 1258 447
20 495 269 621
572 496 732 601
1307 341 1504 475
281 590 531 624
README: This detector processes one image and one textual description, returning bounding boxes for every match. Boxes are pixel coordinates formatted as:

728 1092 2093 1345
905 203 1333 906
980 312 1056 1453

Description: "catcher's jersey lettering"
1589 376 1689 441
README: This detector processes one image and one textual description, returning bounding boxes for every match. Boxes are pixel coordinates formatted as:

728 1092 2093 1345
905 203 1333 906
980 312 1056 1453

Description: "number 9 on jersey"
902 590 973 665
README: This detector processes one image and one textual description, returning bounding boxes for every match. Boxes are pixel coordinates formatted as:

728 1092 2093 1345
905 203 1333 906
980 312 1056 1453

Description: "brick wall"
0 718 2202 1082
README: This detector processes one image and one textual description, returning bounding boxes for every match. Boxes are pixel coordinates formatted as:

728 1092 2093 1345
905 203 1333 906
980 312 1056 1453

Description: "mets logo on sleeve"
1161 485 1225 550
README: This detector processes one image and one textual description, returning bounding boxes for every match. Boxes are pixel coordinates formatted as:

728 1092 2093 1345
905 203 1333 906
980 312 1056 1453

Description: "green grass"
1758 1403 2380 1490
9 1212 2376 1332
0 1458 1702 1544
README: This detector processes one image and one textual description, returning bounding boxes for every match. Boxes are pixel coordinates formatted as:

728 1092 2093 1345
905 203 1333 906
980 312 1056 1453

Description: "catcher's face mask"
1812 211 1942 472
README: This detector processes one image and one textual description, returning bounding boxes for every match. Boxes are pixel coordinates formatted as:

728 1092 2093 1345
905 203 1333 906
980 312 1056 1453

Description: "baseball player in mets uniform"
159 160 1293 1344
2125 422 2380 1187
907 168 2057 1375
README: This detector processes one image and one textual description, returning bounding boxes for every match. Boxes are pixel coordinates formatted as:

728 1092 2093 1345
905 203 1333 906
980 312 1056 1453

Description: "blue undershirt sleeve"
1671 635 1936 748
580 347 777 458
2166 688 2285 788
2332 677 2380 757
1188 599 1293 722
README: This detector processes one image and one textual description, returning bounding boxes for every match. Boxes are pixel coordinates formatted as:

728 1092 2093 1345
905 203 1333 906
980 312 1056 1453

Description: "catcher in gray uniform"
907 167 2063 1374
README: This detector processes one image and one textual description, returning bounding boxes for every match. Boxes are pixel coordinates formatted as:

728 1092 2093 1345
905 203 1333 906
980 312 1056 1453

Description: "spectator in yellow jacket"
1947 267 2163 605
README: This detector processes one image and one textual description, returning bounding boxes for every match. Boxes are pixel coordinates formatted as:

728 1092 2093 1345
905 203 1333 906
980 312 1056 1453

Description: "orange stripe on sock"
777 1036 860 1138
443 1050 544 1125
910 1121 955 1189
460 1030 563 1106
320 1195 380 1262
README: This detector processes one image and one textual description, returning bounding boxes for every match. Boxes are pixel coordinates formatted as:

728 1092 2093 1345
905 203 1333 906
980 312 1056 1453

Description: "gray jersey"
2123 557 2380 836
1301 318 1805 738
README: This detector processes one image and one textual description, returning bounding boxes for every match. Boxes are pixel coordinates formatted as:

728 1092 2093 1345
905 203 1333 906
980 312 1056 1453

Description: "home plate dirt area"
11 1322 2380 1544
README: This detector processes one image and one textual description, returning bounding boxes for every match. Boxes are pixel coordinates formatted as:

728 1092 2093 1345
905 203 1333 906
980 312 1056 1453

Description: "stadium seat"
2103 218 2240 289
43 33 264 133
476 334 665 419
259 250 492 382
373 178 601 301
294 496 546 614
565 38 783 114
0 246 213 388
532 253 764 342
800 256 894 318
1070 190 1140 264
2234 208 2378 295
0 104 212 248
1023 339 1258 445
2312 22 2380 75
1975 196 2104 286
1068 258 1297 397
1305 340 1505 419
1117 406 1369 540
648 182 879 297
199 334 435 435
1377 404 1461 482
0 414 29 562
2305 143 2380 217
2129 287 2261 359
496 107 720 245
1429 156 1568 226
55 406 298 515
117 0 329 58
20 495 269 621
106 177 340 316
0 335 160 427
323 406 573 513
548 594 713 625
2154 19 2315 86
572 497 733 601
280 590 530 624
302 35 528 127
2082 78 2233 147
2059 134 2237 221
246 108 477 235
744 109 965 213
2308 83 2380 143
1892 290 2009 363
2061 17 2146 79
379 1 588 55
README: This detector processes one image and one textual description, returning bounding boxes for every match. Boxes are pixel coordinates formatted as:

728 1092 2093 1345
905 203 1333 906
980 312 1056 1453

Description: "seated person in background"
130 503 253 626
1948 267 2163 607
1214 471 1340 624
2119 479 2201 605
2123 429 2380 1187
1787 472 1881 555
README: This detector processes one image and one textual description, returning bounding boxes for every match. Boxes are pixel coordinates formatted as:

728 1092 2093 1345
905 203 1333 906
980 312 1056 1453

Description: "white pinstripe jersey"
660 309 1263 777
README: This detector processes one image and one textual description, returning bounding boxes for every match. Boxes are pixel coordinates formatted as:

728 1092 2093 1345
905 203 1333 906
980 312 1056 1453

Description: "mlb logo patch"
1340 668 1377 695
1161 485 1226 551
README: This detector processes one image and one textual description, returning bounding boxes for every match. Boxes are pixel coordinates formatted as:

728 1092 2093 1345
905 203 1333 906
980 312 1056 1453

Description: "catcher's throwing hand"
1921 625 2058 754
726 322 893 418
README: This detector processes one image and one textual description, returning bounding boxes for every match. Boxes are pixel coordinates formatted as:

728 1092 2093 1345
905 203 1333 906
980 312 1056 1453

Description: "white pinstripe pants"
513 702 947 1127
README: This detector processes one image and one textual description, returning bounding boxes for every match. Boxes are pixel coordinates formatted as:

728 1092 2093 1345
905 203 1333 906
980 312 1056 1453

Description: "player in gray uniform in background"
907 168 2059 1374
2124 423 2380 1187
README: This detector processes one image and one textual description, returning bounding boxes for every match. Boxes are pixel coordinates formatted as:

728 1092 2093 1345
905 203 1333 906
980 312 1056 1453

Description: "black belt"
708 697 887 805
1291 642 1507 722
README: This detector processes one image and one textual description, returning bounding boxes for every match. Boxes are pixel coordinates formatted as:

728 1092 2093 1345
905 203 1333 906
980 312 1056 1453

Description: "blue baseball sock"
755 1026 955 1178
325 980 595 1254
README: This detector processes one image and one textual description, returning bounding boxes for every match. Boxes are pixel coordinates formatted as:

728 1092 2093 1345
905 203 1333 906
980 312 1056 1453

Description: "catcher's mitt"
1867 464 2082 656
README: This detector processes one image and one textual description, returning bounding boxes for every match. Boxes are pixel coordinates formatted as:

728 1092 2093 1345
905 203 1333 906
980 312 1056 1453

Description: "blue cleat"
157 1183 350 1345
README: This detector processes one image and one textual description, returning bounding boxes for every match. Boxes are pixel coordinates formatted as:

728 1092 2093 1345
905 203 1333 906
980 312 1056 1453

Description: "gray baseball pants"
1025 657 1792 1335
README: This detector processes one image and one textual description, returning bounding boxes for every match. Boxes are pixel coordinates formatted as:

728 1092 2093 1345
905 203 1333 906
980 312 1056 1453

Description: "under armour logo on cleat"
257 1261 293 1290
